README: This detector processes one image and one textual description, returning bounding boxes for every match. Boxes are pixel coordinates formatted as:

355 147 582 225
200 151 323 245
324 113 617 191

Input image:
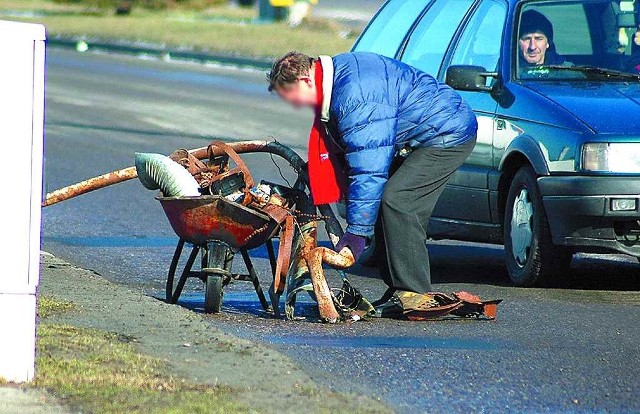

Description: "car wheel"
504 165 571 287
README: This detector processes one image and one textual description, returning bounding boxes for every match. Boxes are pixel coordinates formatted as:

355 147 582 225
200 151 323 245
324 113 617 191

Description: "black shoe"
371 287 396 307
371 295 404 319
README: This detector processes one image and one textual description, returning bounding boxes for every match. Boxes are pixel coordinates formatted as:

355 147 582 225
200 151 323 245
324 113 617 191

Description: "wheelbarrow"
157 194 286 314
150 141 346 315
153 141 328 315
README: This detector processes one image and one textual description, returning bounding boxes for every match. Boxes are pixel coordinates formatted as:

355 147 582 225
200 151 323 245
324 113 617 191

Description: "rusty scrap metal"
401 291 502 321
295 221 342 323
285 221 316 320
204 140 255 194
44 137 502 322
273 215 295 294
287 218 501 322
281 218 357 323
42 140 298 207
42 166 138 207
157 195 279 249
305 242 355 323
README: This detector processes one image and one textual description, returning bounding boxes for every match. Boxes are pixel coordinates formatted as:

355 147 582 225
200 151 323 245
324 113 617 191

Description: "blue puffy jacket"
321 52 478 237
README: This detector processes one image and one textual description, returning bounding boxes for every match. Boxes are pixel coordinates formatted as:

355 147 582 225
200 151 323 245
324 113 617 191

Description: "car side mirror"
445 65 498 92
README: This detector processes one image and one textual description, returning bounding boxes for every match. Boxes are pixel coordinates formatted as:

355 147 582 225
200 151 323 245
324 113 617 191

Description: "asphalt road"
42 48 640 413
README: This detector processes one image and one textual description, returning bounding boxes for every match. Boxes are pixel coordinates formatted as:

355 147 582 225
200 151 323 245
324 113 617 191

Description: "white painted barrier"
0 20 46 383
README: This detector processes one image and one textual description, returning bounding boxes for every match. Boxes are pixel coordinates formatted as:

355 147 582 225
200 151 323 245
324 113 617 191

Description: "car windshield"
516 0 640 81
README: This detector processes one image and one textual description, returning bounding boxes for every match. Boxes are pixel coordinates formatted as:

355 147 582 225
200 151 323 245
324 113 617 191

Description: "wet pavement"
42 48 640 413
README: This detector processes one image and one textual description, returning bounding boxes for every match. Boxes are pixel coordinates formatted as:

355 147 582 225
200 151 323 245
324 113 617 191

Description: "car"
350 0 640 287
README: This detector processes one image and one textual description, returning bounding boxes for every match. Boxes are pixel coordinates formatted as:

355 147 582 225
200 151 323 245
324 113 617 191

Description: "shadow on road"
162 240 639 322
348 241 640 291
565 254 640 291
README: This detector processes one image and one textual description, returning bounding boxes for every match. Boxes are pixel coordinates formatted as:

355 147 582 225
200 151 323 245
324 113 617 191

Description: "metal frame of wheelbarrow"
159 141 345 315
159 193 283 313
164 238 278 314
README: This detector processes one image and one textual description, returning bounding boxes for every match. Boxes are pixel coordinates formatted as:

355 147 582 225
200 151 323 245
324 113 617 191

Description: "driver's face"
519 32 549 65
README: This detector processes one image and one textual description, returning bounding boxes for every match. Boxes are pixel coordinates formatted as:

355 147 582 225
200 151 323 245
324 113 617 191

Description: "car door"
399 0 507 225
437 0 508 224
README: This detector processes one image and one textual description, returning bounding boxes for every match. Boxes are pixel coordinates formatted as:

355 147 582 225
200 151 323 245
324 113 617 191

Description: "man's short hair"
267 52 316 92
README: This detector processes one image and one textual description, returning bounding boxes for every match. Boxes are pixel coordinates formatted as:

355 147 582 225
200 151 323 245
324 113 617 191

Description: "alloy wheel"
510 188 534 267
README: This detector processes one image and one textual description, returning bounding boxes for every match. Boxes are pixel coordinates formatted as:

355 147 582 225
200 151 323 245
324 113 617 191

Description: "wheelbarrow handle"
42 166 138 207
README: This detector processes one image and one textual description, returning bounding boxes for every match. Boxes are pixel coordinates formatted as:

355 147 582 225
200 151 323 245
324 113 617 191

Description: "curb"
47 35 274 71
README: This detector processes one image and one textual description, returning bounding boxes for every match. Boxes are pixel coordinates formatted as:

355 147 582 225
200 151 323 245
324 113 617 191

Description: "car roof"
508 0 615 7
381 0 616 11
379 0 613 22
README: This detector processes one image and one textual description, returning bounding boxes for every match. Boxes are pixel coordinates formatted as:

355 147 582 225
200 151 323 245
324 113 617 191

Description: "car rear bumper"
537 175 640 257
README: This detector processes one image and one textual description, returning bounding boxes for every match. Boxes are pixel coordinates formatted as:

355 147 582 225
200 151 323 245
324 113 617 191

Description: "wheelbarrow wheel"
204 275 223 313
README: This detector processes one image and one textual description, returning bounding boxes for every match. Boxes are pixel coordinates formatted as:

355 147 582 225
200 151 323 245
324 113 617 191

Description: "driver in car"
519 10 569 75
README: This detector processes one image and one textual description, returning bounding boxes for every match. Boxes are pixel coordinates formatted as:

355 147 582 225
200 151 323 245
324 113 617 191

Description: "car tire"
504 165 572 287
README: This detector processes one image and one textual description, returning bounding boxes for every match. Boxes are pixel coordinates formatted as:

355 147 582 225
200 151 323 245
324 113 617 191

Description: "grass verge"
35 297 245 414
2 0 356 58
38 296 76 318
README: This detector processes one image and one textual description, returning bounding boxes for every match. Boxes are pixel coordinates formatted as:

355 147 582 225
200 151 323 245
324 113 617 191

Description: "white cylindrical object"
0 20 46 383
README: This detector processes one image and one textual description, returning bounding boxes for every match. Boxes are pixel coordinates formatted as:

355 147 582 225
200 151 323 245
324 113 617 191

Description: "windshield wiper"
543 65 640 81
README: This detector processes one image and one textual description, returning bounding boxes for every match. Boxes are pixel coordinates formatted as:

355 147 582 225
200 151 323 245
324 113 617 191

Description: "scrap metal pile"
43 139 501 323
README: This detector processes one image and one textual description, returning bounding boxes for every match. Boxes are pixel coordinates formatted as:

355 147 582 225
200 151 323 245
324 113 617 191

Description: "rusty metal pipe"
296 219 355 323
304 245 355 323
42 166 137 207
310 247 356 269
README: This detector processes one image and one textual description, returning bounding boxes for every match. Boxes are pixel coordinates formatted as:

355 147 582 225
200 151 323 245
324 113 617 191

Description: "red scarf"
308 60 347 205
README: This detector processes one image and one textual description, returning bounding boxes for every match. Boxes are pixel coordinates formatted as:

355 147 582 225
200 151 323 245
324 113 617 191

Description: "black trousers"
377 137 476 294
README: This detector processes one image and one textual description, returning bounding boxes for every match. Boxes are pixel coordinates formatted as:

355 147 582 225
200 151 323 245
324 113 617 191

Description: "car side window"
399 0 474 76
450 0 507 73
352 0 432 58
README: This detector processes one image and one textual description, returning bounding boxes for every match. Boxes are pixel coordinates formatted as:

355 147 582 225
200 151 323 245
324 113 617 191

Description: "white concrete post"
0 20 46 383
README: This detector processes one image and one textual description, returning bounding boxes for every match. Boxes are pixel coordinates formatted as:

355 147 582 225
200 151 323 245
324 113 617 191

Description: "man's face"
519 31 549 65
275 76 317 109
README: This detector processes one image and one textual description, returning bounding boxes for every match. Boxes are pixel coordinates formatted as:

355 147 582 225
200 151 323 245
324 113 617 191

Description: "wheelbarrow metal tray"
157 195 278 249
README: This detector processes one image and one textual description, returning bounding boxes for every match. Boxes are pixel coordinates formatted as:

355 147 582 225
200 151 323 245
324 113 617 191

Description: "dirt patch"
0 386 71 414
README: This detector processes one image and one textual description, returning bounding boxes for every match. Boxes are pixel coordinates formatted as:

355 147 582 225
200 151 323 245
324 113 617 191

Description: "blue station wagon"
352 0 640 286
